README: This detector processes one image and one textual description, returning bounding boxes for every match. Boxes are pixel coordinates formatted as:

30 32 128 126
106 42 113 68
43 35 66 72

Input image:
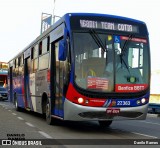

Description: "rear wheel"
98 120 112 128
46 98 54 125
14 93 21 111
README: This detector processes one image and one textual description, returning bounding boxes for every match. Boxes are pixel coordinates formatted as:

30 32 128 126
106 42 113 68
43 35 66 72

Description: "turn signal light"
136 100 141 105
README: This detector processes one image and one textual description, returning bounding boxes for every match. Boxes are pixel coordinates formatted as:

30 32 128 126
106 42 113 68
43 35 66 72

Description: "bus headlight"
78 98 84 104
141 98 146 104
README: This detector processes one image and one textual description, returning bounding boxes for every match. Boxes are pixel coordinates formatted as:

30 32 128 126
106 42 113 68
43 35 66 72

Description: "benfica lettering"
115 84 148 92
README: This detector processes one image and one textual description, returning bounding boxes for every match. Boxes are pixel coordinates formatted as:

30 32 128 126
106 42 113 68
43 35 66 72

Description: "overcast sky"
0 0 159 71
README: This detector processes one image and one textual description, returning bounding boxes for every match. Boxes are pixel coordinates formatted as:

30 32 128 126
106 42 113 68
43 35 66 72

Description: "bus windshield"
73 32 149 93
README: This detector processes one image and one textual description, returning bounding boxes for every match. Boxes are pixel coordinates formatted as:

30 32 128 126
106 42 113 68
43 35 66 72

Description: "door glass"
55 42 64 116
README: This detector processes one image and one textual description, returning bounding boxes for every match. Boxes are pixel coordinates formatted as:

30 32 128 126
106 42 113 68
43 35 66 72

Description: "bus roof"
65 13 146 24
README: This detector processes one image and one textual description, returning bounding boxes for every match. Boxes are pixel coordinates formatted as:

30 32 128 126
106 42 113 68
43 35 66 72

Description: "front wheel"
46 99 54 125
98 120 112 128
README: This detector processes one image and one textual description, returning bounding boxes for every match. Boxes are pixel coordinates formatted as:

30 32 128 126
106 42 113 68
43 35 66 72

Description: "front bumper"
64 99 148 121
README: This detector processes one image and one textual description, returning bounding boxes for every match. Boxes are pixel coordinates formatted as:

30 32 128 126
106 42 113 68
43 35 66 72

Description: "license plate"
106 108 120 114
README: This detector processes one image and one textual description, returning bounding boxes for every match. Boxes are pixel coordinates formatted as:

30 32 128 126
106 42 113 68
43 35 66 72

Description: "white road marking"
131 132 158 139
8 110 11 112
17 117 24 120
139 121 160 126
12 113 17 116
147 114 158 118
38 131 53 139
25 122 35 127
112 127 158 139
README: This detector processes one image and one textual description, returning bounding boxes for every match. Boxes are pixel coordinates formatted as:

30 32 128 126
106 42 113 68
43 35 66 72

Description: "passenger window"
33 58 38 72
47 36 50 51
39 53 49 70
34 44 38 58
39 41 42 55
42 38 47 54
31 47 34 60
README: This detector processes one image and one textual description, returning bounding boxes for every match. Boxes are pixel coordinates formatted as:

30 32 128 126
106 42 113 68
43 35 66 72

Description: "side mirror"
58 39 67 61
58 28 68 61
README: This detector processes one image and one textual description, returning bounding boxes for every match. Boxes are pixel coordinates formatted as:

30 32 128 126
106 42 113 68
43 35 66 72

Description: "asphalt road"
0 101 160 148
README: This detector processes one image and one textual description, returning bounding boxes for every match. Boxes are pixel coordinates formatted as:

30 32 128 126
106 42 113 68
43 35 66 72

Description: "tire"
14 94 21 111
46 98 54 125
98 120 112 128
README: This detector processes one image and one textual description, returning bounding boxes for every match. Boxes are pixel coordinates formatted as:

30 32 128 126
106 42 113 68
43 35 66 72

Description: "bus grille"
78 111 143 119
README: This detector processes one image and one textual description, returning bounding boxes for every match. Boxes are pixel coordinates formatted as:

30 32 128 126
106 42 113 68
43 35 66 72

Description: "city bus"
0 62 8 87
8 13 150 127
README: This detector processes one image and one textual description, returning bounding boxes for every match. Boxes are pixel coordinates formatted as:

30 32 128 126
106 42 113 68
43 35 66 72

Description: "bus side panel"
35 70 50 113
29 73 37 112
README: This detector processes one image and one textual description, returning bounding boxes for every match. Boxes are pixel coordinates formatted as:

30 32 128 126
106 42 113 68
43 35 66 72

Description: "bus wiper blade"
120 34 134 75
121 34 134 56
89 29 106 53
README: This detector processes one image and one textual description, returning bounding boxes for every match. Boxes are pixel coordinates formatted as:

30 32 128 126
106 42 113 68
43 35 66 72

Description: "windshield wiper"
120 34 134 75
121 34 134 56
89 29 106 53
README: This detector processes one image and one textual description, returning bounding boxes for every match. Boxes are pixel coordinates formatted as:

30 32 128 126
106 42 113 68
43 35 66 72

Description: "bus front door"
51 42 64 118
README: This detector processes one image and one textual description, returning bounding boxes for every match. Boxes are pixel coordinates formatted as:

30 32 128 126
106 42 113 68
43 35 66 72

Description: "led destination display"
80 19 139 33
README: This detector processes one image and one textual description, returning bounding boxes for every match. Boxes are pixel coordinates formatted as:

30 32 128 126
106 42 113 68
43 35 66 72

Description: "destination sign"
80 19 139 33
